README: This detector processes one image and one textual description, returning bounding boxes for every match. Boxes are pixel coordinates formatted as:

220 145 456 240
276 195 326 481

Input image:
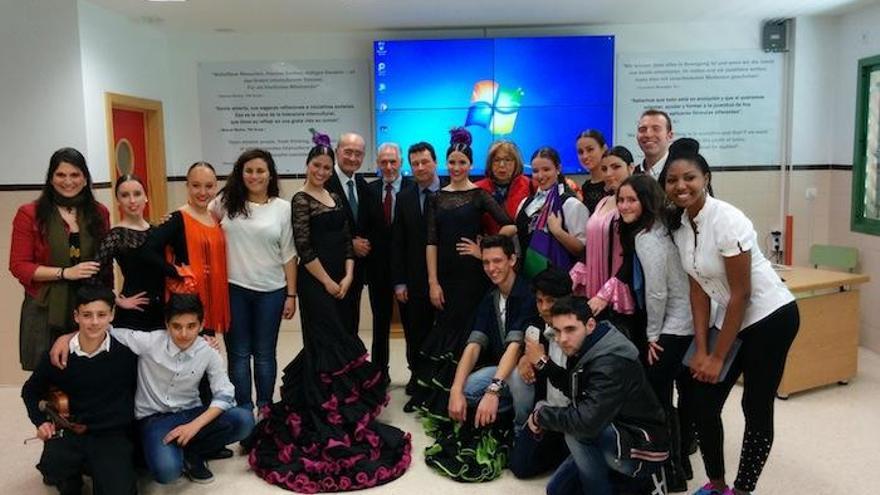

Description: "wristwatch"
533 355 549 371
486 378 505 395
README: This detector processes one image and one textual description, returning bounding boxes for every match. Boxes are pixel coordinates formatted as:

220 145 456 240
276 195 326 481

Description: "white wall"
162 28 490 175
828 2 880 353
77 0 172 183
832 2 880 164
791 16 837 166
0 0 87 184
162 20 765 176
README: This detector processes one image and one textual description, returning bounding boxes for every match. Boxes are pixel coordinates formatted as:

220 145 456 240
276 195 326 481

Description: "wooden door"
105 93 168 224
112 109 151 218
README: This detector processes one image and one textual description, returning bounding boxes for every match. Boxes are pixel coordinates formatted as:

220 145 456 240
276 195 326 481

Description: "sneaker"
665 463 688 493
205 447 234 460
693 482 734 495
184 457 214 484
402 398 418 413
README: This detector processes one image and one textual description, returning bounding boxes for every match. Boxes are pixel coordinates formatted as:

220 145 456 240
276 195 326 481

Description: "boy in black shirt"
21 286 138 494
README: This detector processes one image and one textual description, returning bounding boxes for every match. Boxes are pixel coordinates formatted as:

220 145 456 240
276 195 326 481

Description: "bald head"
335 132 366 177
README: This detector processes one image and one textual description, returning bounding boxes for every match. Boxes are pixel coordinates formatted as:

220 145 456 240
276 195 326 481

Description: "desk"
777 266 870 397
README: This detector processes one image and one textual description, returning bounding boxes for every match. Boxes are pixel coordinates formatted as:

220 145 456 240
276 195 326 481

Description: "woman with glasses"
475 141 533 235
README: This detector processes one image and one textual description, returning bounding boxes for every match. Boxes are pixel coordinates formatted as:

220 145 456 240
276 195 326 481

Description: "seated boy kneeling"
22 286 138 494
524 296 669 495
447 235 536 431
53 294 254 484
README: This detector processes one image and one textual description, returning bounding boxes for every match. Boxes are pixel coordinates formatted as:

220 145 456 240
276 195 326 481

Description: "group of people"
11 108 800 495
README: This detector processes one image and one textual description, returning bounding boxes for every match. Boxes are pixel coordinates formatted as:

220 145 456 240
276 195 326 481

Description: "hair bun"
449 127 472 147
309 128 332 148
669 137 700 158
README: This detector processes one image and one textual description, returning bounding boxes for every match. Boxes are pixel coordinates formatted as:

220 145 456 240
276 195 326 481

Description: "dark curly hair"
659 138 713 231
220 148 280 219
36 147 104 239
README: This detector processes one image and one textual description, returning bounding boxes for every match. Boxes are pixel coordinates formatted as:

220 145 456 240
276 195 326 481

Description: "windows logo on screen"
465 80 524 136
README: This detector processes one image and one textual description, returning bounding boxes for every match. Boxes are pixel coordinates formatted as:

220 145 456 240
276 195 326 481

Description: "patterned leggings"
691 302 799 492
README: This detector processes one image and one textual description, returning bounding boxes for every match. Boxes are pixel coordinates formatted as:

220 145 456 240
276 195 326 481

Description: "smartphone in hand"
525 325 541 342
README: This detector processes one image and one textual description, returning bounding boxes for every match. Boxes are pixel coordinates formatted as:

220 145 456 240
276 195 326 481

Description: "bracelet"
486 377 505 395
286 294 297 298
533 355 549 371
59 267 65 280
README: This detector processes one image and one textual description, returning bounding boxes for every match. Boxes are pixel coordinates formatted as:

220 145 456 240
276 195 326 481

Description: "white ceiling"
86 0 876 33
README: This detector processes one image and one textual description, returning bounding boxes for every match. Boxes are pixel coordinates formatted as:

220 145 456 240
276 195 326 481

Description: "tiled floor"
3 327 878 494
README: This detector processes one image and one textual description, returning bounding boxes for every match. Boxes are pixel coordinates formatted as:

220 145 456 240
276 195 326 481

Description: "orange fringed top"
180 211 230 333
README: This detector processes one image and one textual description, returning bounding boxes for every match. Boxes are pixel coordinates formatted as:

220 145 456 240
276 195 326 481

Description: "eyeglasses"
492 156 515 164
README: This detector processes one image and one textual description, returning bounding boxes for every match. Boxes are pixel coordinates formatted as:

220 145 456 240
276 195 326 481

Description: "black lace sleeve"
87 227 121 287
142 211 185 278
291 192 317 264
478 189 514 227
425 192 438 246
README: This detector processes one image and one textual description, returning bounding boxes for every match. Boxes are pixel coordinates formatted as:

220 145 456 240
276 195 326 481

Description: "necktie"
347 179 358 222
383 183 393 225
420 188 428 213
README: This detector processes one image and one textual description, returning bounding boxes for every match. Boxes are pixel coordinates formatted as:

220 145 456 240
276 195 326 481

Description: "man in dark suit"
391 142 442 400
326 132 369 335
362 143 415 377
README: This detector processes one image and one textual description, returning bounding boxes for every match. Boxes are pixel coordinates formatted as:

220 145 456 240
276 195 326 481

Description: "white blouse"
515 188 589 245
672 196 793 331
210 196 297 292
635 226 694 342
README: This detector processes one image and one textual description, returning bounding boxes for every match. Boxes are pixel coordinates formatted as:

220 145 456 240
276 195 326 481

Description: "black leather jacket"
536 322 669 463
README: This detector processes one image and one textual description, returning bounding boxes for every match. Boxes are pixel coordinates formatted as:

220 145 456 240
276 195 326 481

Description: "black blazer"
390 183 433 297
326 169 369 237
362 177 415 281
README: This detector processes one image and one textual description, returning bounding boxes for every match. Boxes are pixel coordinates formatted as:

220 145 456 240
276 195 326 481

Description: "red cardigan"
475 175 533 235
9 201 111 298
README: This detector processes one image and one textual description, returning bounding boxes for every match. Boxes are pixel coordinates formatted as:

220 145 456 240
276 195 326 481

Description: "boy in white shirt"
52 294 254 485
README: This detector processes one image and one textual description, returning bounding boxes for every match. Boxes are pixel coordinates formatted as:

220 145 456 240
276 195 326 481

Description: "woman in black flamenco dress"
406 129 515 429
246 137 411 493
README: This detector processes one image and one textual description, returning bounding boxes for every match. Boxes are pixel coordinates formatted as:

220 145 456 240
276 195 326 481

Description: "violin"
23 387 87 444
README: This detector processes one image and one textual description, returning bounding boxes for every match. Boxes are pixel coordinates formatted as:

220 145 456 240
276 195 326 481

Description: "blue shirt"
418 175 440 212
109 327 236 419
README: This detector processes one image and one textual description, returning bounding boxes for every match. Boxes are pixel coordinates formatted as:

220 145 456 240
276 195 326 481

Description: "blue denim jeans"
139 406 254 484
225 284 286 410
462 365 534 430
547 426 657 495
508 427 568 479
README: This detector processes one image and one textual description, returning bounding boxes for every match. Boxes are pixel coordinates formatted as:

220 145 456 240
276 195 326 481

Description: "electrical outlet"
805 187 817 200
770 230 782 262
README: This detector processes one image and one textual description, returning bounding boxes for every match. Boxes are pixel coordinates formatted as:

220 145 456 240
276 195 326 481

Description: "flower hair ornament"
309 128 332 148
449 127 472 147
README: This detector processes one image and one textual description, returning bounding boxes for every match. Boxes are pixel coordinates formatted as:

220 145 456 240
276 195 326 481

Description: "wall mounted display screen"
374 36 615 175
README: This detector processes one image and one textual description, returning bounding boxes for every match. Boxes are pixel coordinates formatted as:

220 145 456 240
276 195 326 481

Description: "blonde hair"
485 141 525 182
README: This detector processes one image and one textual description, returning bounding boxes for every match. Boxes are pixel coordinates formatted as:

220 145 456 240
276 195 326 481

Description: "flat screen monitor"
373 36 615 176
